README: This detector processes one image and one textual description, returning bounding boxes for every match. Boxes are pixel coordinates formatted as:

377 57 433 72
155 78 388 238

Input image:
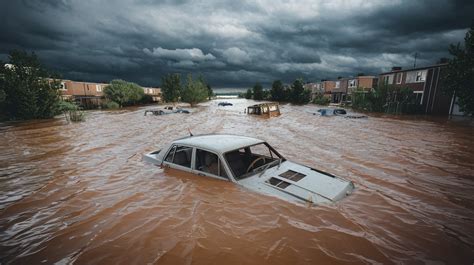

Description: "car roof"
173 134 264 154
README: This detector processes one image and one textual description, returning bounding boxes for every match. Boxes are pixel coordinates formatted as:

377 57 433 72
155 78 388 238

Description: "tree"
252 82 264 100
161 73 182 102
441 24 474 115
198 75 214 100
270 80 286 101
245 88 252 99
181 74 208 107
0 50 61 120
207 84 214 100
103 79 145 107
290 78 311 104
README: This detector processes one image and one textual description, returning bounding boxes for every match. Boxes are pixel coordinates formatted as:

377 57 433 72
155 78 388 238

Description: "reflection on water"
1 99 473 264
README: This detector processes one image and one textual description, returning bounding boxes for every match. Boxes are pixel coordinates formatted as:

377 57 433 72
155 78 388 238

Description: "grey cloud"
221 47 251 65
0 0 472 88
144 47 216 62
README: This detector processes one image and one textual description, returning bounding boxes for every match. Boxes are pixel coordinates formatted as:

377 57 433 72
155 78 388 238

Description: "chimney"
391 66 402 71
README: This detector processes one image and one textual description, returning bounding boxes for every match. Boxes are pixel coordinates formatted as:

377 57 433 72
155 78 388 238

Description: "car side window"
195 149 228 178
165 145 192 168
165 146 176 162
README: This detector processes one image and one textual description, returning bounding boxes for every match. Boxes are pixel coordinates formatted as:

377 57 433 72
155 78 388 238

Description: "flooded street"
1 99 473 264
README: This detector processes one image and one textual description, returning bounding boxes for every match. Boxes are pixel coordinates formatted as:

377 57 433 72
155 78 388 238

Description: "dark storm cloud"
0 0 472 87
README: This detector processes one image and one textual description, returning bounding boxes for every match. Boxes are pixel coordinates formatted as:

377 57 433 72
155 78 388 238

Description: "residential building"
304 82 324 100
59 80 161 107
58 80 106 107
324 76 377 104
331 78 348 103
356 76 378 91
321 80 337 99
378 64 451 115
143 87 162 102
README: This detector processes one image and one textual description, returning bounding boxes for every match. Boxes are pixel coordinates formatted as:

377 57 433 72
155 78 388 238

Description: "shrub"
104 101 120 109
312 94 330 105
140 94 154 104
58 101 85 123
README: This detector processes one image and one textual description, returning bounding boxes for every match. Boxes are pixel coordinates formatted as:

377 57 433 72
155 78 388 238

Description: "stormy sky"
0 0 472 88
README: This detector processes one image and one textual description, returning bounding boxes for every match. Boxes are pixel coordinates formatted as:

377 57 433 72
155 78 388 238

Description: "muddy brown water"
1 99 473 264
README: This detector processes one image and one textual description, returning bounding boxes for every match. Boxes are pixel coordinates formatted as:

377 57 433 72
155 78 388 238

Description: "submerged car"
317 108 347 116
143 134 354 205
144 107 190 116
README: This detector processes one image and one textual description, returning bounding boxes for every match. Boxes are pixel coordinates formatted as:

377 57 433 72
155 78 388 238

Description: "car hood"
238 161 354 204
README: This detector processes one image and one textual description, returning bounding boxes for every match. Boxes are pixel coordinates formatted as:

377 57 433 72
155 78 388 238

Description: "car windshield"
224 142 284 180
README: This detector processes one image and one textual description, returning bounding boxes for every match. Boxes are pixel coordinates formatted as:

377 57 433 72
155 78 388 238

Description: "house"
59 80 162 108
304 83 324 100
331 78 348 103
59 80 107 108
143 87 162 102
319 76 378 104
321 80 337 99
378 64 451 115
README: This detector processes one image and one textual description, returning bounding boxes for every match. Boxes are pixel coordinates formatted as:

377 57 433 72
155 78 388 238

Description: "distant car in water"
316 108 367 119
218 102 233 106
143 134 354 205
317 108 347 116
144 106 190 116
247 103 281 117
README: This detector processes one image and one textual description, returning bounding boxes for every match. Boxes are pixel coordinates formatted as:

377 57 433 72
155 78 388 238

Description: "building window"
415 71 425 82
349 79 357 88
383 75 393 85
396 73 403 84
59 82 67 91
335 81 340 88
406 70 426 83
96 85 102 92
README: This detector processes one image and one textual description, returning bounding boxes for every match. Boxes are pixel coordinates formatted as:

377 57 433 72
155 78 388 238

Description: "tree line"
241 78 312 104
160 73 213 106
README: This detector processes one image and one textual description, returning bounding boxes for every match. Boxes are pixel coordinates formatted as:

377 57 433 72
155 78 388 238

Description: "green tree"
442 24 474 115
270 80 286 101
290 78 311 104
161 73 182 102
0 50 61 120
245 88 252 99
181 74 209 107
252 82 264 100
207 84 214 100
198 75 214 100
103 79 145 107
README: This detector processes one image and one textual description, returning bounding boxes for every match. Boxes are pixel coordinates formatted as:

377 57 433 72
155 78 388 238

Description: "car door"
162 145 194 172
193 148 230 181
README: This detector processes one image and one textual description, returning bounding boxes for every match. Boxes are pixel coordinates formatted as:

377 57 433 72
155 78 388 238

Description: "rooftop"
174 134 264 154
380 63 448 75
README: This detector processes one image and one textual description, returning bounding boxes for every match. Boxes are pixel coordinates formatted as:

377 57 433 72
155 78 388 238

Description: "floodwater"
1 99 473 265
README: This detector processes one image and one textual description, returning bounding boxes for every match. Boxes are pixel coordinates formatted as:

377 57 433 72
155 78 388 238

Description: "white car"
143 134 354 205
